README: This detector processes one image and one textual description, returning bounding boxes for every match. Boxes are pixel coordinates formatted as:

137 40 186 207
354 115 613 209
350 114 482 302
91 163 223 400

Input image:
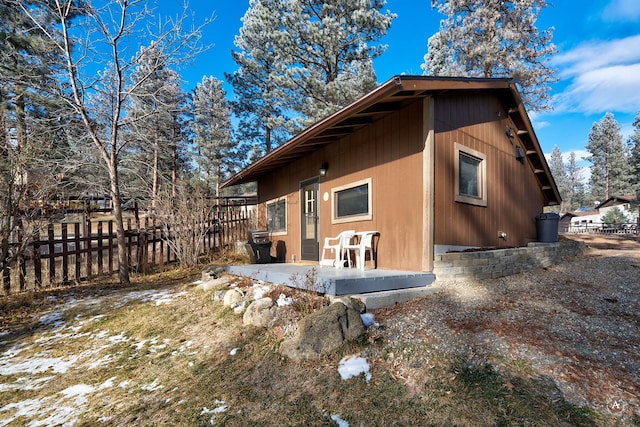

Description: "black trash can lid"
536 212 560 220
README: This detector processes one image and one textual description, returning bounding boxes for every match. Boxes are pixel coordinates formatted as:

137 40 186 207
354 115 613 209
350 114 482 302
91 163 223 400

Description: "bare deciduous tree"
21 0 211 284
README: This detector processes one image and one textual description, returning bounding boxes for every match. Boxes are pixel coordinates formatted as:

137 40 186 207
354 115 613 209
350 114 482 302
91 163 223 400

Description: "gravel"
370 235 640 422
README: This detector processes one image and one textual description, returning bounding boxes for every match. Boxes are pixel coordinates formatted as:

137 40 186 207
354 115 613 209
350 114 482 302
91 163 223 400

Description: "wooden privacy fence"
2 210 253 296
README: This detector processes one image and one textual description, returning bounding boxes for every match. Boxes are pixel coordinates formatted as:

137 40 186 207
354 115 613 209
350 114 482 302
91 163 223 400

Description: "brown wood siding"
258 100 426 270
433 93 544 248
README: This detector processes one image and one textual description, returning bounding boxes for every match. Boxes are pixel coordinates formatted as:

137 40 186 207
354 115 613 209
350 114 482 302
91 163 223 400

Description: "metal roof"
222 76 561 206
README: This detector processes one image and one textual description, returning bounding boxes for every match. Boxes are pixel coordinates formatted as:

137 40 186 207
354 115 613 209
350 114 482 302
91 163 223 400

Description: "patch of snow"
229 348 240 356
0 376 54 392
140 378 163 391
38 311 64 327
338 356 372 382
201 400 227 425
118 380 131 389
251 284 271 300
108 332 129 344
276 293 293 306
60 384 96 405
331 413 350 427
99 377 117 389
0 354 79 375
360 313 379 328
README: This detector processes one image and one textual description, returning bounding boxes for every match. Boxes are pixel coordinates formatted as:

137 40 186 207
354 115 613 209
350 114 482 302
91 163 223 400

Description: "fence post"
74 223 81 282
48 223 55 284
86 218 92 278
97 221 104 275
33 231 42 288
61 224 69 284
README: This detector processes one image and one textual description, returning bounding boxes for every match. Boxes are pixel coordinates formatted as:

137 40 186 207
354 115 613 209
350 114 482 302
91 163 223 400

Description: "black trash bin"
247 230 273 264
535 212 560 243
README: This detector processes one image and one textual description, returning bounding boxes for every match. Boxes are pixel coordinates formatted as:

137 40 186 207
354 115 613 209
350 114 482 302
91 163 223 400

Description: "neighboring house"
223 76 561 273
560 211 601 233
562 195 639 232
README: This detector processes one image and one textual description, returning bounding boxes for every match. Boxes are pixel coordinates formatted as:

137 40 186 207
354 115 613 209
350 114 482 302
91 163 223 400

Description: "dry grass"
1 239 638 426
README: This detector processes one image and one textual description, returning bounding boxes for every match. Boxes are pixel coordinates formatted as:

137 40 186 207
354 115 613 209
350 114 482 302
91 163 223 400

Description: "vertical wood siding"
433 93 543 248
257 91 546 270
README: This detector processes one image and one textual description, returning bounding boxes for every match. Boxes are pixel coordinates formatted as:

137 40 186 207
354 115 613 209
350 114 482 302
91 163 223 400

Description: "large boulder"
243 297 276 328
279 302 366 361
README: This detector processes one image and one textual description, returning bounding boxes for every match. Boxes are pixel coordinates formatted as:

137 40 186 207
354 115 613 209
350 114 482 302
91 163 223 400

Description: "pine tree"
629 110 640 194
423 0 557 112
125 45 188 212
586 113 633 202
226 0 296 156
548 145 570 212
191 76 234 194
565 152 586 210
281 0 395 123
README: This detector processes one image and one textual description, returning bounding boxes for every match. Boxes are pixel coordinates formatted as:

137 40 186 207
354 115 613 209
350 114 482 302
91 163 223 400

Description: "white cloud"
602 0 640 22
552 36 640 114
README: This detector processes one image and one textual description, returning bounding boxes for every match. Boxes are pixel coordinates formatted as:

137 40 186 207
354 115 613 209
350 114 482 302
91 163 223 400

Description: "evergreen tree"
423 0 557 112
226 0 296 156
629 110 640 193
124 45 189 211
565 152 586 210
548 145 568 212
191 76 234 194
281 0 395 123
585 112 633 202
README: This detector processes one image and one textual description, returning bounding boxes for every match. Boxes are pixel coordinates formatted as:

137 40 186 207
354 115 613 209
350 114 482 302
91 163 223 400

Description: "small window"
266 197 286 233
455 143 487 207
331 178 372 224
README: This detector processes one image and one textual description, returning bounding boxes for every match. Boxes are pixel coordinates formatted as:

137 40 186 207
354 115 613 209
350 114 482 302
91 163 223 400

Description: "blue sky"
173 0 640 166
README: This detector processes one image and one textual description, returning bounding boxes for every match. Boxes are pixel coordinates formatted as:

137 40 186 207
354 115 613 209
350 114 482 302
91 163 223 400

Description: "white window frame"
265 196 287 235
331 178 373 224
455 143 487 207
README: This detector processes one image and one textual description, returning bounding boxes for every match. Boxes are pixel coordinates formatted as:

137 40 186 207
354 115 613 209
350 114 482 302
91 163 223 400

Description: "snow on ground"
337 356 372 382
0 287 187 426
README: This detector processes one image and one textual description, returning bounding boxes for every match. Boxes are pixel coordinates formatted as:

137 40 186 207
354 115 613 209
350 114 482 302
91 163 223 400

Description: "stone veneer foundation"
432 241 586 281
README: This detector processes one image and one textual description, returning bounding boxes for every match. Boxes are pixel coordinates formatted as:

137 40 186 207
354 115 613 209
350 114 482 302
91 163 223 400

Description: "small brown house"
223 76 560 273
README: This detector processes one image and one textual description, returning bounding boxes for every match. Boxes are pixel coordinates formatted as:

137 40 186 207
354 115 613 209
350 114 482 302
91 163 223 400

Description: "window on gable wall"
455 143 487 207
266 197 286 233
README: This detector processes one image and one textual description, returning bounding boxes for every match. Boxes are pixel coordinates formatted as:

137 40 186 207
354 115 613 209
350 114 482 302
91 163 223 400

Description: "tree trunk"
108 157 130 286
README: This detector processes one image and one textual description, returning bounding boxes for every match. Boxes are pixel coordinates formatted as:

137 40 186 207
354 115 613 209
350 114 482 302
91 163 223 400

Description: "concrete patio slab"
225 263 436 296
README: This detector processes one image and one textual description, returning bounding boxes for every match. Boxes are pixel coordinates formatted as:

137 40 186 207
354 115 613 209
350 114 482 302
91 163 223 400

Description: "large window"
331 178 372 223
266 197 286 233
455 143 487 206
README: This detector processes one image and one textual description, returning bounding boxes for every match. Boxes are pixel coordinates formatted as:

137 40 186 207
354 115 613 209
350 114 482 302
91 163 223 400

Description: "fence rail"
563 222 639 235
2 209 253 296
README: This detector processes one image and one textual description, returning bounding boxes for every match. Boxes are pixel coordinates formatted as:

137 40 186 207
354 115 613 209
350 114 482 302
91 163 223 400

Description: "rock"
329 296 366 313
199 276 232 292
202 264 226 281
279 302 366 361
243 298 276 327
233 301 248 314
223 288 245 307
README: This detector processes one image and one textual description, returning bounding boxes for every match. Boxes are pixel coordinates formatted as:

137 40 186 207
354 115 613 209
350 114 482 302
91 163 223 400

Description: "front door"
300 178 319 261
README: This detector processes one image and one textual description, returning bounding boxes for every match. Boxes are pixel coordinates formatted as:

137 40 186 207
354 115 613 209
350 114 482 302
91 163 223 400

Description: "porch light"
319 162 329 177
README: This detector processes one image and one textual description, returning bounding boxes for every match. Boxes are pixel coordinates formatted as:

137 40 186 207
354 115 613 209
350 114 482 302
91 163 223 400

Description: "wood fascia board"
506 84 562 206
221 78 403 188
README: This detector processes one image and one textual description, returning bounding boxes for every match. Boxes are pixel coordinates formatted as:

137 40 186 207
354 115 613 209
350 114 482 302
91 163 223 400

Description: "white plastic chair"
320 230 355 267
343 231 378 270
